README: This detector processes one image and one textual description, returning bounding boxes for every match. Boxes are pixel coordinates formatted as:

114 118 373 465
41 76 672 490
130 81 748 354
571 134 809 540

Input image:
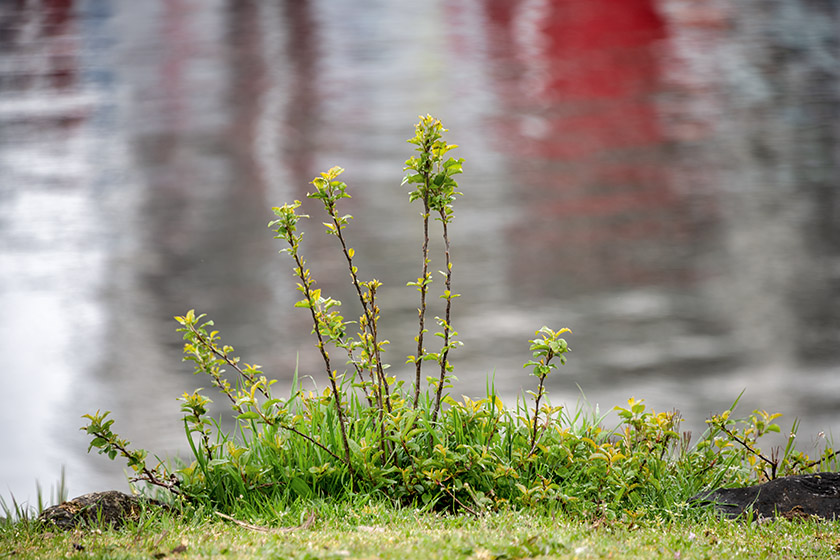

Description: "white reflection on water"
0 0 837 507
0 186 108 503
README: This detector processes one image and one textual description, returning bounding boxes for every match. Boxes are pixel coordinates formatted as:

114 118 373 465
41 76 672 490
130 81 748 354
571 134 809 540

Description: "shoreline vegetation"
3 117 838 558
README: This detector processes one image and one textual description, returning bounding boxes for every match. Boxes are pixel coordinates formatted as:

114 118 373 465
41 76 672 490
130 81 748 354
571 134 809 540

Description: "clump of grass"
77 116 838 522
1 467 68 526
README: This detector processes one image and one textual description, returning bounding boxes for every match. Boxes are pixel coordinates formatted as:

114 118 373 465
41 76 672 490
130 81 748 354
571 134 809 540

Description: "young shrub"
78 115 838 521
402 115 464 414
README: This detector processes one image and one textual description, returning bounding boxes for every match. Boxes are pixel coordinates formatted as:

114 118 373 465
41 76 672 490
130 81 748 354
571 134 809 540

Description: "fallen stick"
214 510 316 533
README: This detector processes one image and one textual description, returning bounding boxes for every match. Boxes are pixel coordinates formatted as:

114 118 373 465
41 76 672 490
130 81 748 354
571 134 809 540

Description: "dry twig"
214 511 316 533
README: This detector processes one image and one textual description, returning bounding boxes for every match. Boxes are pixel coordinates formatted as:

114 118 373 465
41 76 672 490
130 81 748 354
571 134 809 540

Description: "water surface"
1 0 838 506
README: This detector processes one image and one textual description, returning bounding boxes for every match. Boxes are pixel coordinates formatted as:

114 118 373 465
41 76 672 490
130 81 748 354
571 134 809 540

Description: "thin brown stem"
90 431 182 495
436 480 480 516
327 200 391 413
187 324 271 401
215 511 317 533
431 213 453 424
717 423 777 479
289 250 354 474
188 327 349 467
364 285 391 414
805 450 840 470
529 376 548 455
278 422 346 465
414 197 431 408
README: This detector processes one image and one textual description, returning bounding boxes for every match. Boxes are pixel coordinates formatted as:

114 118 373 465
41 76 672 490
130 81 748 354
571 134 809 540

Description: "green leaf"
290 476 312 498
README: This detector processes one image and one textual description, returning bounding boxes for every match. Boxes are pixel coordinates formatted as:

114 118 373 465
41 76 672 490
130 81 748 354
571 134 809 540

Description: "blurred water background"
1 0 838 507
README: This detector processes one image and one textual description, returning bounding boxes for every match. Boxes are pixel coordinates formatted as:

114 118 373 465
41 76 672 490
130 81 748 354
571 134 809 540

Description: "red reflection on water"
280 0 320 196
0 0 79 95
539 1 664 99
481 0 693 292
41 0 76 90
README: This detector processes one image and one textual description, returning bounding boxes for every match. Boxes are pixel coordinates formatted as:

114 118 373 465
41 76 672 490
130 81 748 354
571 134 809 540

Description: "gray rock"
692 472 840 520
38 490 164 529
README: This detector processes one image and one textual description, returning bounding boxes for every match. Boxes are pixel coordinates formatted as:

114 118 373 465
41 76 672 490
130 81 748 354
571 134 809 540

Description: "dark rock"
692 472 840 520
38 490 163 529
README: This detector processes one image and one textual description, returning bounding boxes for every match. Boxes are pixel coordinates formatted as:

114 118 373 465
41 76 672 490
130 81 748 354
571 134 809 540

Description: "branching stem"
289 249 354 473
87 429 182 495
414 194 431 408
326 198 391 413
715 422 778 480
432 213 453 424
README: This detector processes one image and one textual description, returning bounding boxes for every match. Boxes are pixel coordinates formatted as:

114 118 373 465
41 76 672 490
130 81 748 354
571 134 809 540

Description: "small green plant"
524 326 571 454
402 115 464 416
83 411 180 494
704 393 840 482
78 116 837 520
0 469 68 526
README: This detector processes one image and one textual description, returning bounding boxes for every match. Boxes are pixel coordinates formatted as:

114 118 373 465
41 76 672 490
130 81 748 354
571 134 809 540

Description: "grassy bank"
8 116 838 559
4 501 840 560
75 118 838 520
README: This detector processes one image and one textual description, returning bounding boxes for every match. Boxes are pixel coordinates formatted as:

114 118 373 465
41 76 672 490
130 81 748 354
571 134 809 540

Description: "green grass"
4 500 840 560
